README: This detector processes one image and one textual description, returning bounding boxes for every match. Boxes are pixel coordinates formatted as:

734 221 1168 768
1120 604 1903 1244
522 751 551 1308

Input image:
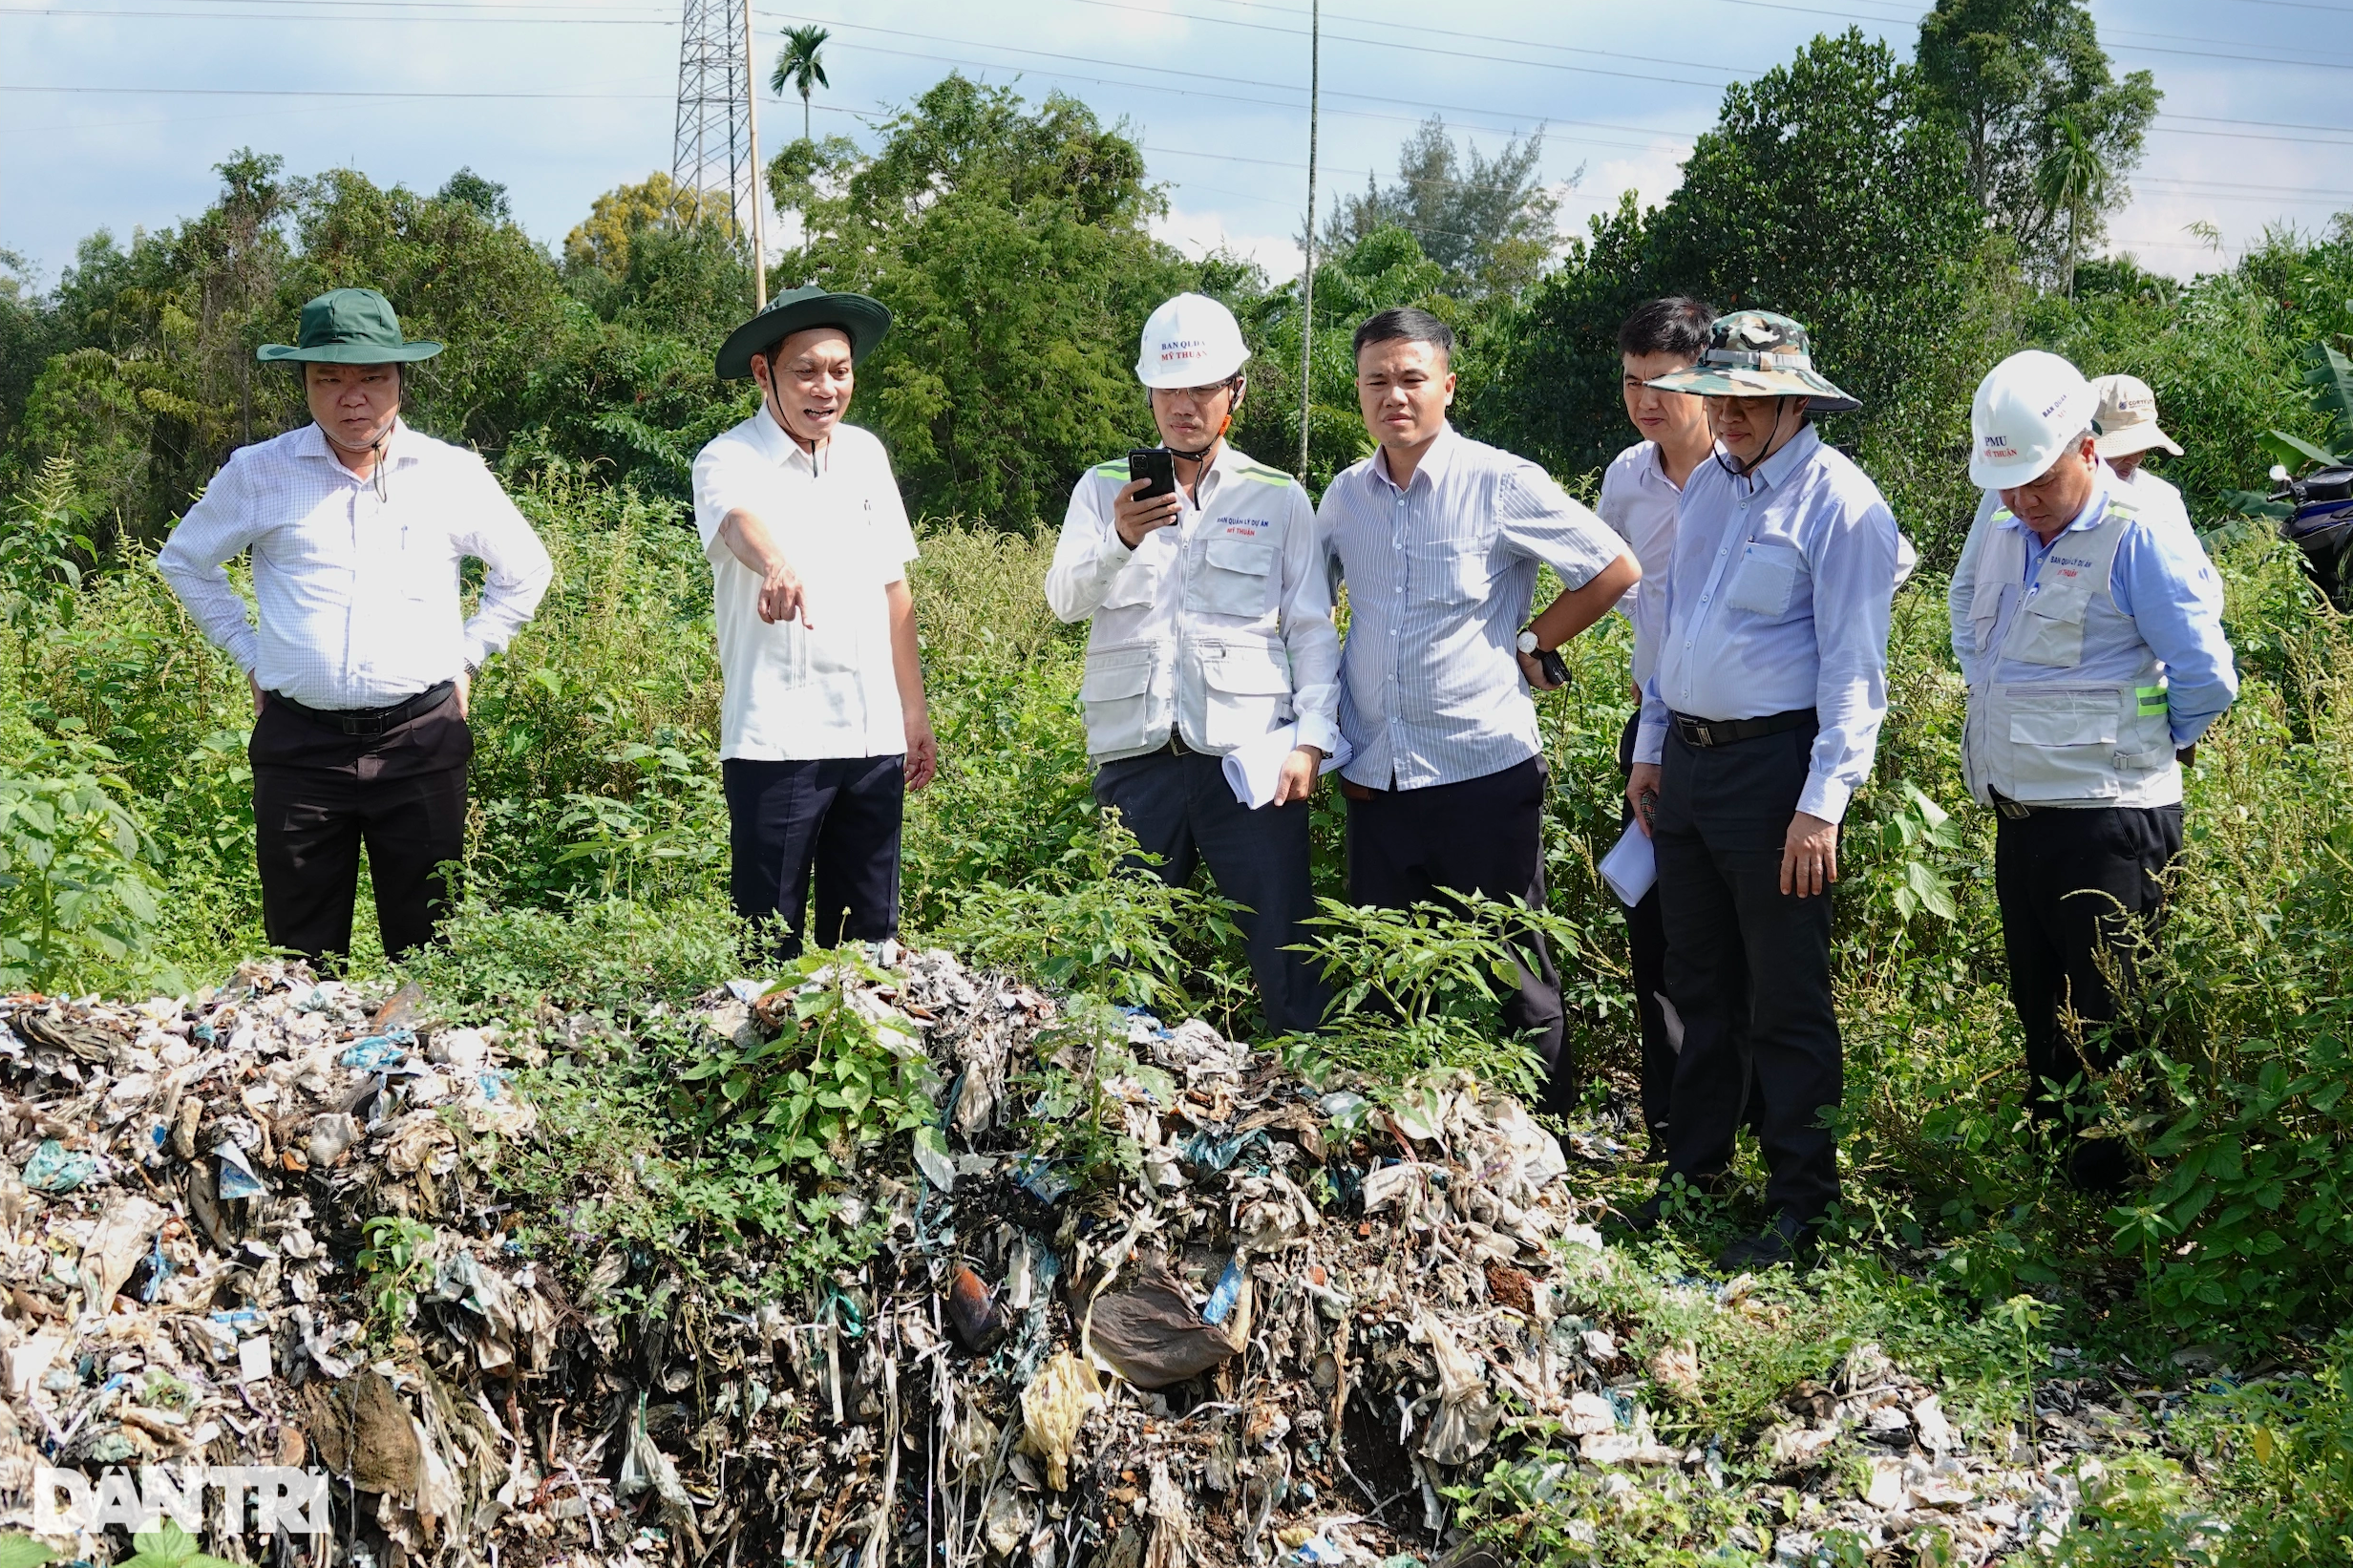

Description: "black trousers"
1092 751 1328 1036
1343 755 1572 1115
724 754 906 960
1995 803 2181 1153
249 692 472 969
1618 714 1676 1147
1653 723 1841 1222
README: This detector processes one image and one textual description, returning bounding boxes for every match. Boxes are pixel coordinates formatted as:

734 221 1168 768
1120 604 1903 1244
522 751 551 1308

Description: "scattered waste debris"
0 950 2163 1566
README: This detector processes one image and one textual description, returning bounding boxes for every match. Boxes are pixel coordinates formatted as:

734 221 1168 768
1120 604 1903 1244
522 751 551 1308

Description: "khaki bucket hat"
1643 309 1859 413
2089 373 2183 459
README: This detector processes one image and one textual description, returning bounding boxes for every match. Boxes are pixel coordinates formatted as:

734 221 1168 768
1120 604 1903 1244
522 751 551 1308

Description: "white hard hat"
1970 350 2096 488
1135 293 1249 389
2089 373 2184 460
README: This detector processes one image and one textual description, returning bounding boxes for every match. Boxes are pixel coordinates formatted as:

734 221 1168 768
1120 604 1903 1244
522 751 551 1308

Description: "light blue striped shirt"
1635 424 1898 823
1320 424 1629 790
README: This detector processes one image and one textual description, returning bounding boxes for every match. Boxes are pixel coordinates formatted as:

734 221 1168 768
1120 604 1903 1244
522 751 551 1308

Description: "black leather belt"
1152 732 1198 757
1989 791 2035 820
267 681 455 737
1670 707 1815 749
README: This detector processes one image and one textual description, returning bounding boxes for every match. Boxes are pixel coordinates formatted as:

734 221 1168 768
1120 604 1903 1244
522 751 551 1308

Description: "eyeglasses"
1155 379 1239 402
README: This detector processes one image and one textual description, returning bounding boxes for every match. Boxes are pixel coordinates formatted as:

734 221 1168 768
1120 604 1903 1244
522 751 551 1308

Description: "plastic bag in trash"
1082 1261 1245 1390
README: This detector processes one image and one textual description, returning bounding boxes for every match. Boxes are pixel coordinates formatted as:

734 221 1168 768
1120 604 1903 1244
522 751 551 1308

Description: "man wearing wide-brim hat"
691 286 936 959
1619 309 1901 1269
158 287 553 969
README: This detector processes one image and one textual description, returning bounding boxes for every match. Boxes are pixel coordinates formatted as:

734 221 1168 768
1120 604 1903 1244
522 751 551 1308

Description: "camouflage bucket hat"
1643 309 1859 413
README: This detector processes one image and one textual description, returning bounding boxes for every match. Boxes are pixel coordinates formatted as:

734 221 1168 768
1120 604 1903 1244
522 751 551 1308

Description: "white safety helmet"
1970 350 2096 488
1134 293 1250 389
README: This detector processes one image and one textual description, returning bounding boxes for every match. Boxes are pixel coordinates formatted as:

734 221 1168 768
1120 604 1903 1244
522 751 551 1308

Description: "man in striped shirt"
1319 307 1640 1114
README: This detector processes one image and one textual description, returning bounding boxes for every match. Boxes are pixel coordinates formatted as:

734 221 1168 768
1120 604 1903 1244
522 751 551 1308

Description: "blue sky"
2 0 2348 288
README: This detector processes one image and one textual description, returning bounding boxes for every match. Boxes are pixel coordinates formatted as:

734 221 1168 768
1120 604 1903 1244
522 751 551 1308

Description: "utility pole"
1296 0 1319 481
671 0 751 258
742 0 766 308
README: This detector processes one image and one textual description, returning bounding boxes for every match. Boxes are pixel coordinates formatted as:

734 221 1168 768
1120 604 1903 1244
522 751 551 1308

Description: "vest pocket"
2005 575 2094 667
1193 536 1278 618
2003 686 2125 799
1724 541 1804 617
1079 650 1156 755
1199 646 1294 752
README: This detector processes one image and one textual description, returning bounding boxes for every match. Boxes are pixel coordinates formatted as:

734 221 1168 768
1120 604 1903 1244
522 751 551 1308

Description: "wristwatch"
1518 629 1570 688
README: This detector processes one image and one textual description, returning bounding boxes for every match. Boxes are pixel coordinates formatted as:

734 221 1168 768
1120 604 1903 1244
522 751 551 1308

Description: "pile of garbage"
0 950 2156 1566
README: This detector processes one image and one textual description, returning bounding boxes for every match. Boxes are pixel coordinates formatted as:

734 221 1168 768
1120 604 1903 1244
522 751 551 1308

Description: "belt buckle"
1689 722 1714 748
1997 797 2031 821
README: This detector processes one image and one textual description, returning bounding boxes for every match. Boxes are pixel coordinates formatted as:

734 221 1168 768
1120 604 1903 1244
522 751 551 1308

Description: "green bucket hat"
716 285 892 380
1643 309 1858 413
257 287 443 365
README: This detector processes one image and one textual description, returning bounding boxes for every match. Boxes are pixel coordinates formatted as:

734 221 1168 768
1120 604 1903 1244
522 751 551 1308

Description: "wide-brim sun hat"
2089 372 2184 459
1643 309 1859 413
716 285 892 380
258 287 442 364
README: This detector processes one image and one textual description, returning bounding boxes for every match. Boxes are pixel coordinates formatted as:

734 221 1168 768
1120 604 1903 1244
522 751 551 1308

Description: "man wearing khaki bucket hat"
1618 309 1902 1269
158 287 553 969
2090 373 2208 563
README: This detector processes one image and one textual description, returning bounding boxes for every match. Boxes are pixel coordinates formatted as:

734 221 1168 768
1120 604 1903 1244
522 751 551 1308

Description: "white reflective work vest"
1960 496 2179 809
1046 445 1338 764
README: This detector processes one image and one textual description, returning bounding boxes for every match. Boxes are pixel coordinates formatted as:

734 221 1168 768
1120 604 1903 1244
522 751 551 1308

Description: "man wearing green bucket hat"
1619 309 1901 1269
158 287 553 969
692 286 936 960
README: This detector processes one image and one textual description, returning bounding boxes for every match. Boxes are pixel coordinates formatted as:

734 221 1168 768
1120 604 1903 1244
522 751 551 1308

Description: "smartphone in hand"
1128 447 1177 500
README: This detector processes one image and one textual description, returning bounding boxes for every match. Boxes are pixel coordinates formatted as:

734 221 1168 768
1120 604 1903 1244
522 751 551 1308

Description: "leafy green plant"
671 946 939 1177
938 809 1245 1023
117 1520 236 1568
0 454 95 654
355 1214 437 1339
0 1532 58 1568
1289 891 1558 1103
0 766 168 991
553 739 726 902
1012 992 1176 1191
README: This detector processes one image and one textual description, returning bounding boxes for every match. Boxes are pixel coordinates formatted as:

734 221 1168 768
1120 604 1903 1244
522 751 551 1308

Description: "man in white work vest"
1950 351 2238 1193
1047 293 1340 1036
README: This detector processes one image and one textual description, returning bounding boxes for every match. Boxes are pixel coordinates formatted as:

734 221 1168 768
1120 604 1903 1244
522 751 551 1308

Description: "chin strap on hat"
1164 374 1244 466
1714 395 1801 481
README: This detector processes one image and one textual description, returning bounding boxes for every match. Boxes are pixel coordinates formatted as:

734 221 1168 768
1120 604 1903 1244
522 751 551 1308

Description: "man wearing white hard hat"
1047 293 1340 1036
1949 350 2237 1193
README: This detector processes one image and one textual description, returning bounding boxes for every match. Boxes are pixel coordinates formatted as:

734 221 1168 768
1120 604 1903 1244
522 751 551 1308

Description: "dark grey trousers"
1653 723 1842 1223
1092 750 1328 1037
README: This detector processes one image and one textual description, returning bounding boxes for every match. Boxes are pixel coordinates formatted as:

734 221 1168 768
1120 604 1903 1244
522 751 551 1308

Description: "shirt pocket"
2007 572 2095 667
1079 648 1156 755
1192 535 1279 619
1409 539 1491 605
1723 540 1806 618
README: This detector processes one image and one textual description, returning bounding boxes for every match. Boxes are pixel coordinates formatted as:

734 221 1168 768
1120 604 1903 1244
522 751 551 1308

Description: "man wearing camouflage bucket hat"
159 287 553 970
1620 310 1901 1269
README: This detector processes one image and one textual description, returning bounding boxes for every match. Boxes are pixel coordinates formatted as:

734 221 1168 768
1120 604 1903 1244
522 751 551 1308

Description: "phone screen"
1128 447 1176 500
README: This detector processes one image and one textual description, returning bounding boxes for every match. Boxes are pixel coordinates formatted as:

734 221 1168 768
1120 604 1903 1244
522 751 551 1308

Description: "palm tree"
2035 112 2110 302
772 25 830 145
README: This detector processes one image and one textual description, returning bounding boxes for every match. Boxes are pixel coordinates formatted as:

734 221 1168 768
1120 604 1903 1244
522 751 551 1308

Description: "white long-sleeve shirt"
1597 440 1685 690
1637 425 1898 823
1049 443 1338 762
157 420 552 710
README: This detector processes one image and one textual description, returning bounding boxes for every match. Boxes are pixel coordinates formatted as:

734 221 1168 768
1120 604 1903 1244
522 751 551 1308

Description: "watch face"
1516 631 1538 654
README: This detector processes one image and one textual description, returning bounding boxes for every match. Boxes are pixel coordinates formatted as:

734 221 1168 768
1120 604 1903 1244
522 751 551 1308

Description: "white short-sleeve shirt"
690 413 919 761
